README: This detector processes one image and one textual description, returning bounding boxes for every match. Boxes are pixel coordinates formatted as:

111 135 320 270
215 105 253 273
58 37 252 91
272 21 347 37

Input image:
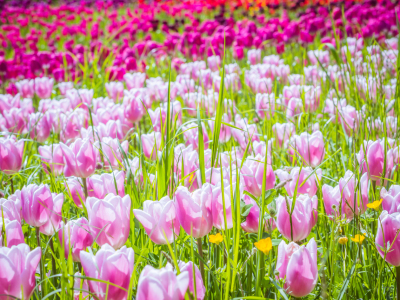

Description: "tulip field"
1 0 400 299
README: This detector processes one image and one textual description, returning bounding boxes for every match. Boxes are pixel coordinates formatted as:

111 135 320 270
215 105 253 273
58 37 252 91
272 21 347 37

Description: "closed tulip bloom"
35 77 54 99
95 138 129 170
211 185 234 230
61 138 97 178
175 185 213 238
179 261 206 300
322 184 344 219
141 132 161 160
339 171 368 219
182 122 210 150
381 185 400 214
105 81 124 102
276 238 318 297
134 196 180 245
174 145 200 191
66 89 94 108
0 219 25 247
207 55 221 72
66 177 86 208
86 194 131 249
240 154 275 198
123 72 146 90
28 112 51 143
357 139 394 182
208 113 231 143
15 79 35 98
241 195 260 233
80 244 134 300
0 244 41 300
375 211 400 266
39 193 64 236
247 49 261 65
272 123 295 148
136 264 189 300
87 171 125 199
0 197 22 223
255 93 275 119
73 272 89 300
58 82 74 96
3 107 27 134
275 195 318 241
276 167 321 197
123 91 145 123
38 144 64 176
58 217 93 262
0 136 24 175
60 110 85 141
290 131 325 167
21 184 54 227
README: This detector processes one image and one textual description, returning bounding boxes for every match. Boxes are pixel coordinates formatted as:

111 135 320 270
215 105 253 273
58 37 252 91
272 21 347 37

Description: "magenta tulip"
0 244 41 299
179 261 206 300
134 196 181 244
86 194 131 249
38 144 64 176
0 136 24 175
275 194 318 241
375 211 400 266
21 184 54 227
276 238 318 297
175 185 213 238
80 244 134 300
58 217 93 262
381 185 400 214
136 264 189 300
61 138 97 178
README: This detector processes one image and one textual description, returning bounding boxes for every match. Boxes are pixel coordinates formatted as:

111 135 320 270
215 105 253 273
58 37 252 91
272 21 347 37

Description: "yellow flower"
338 237 348 245
367 199 383 211
209 233 223 245
254 238 273 255
351 234 365 245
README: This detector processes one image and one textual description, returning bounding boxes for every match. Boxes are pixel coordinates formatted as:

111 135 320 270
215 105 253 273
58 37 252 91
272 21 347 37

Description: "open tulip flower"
61 138 97 178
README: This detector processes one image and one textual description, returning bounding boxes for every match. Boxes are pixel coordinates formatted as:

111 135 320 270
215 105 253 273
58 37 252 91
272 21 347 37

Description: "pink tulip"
35 77 54 99
87 171 125 199
338 171 368 220
65 177 86 208
58 217 93 262
240 195 260 233
375 211 400 267
136 263 189 300
286 98 303 119
322 184 344 219
276 167 321 197
0 244 41 299
275 194 318 241
174 145 200 191
199 167 230 187
124 72 146 90
247 49 261 65
240 154 275 198
307 50 330 66
272 123 295 148
105 81 124 102
179 261 206 300
0 94 20 115
21 184 54 227
58 82 74 96
86 194 131 249
61 138 97 178
38 144 64 176
255 93 275 119
73 272 89 300
94 138 129 170
123 90 145 123
134 196 180 245
357 139 394 182
141 132 161 160
40 193 64 236
211 185 234 230
381 185 400 214
232 116 260 150
290 131 325 167
27 112 51 143
0 197 22 223
175 185 213 238
66 89 93 109
207 55 221 72
3 108 27 134
60 110 85 141
208 113 231 143
15 79 34 98
80 244 134 300
276 238 318 297
0 136 24 175
0 219 25 247
183 92 201 117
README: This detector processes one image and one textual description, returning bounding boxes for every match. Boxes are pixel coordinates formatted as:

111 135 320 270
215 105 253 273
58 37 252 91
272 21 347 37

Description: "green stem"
36 228 44 295
82 177 88 198
397 266 400 300
196 238 205 282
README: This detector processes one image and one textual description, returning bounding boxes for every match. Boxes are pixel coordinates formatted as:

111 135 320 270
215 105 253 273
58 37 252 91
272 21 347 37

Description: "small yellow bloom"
367 199 383 211
254 237 273 255
209 233 223 245
351 234 365 245
338 237 348 245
